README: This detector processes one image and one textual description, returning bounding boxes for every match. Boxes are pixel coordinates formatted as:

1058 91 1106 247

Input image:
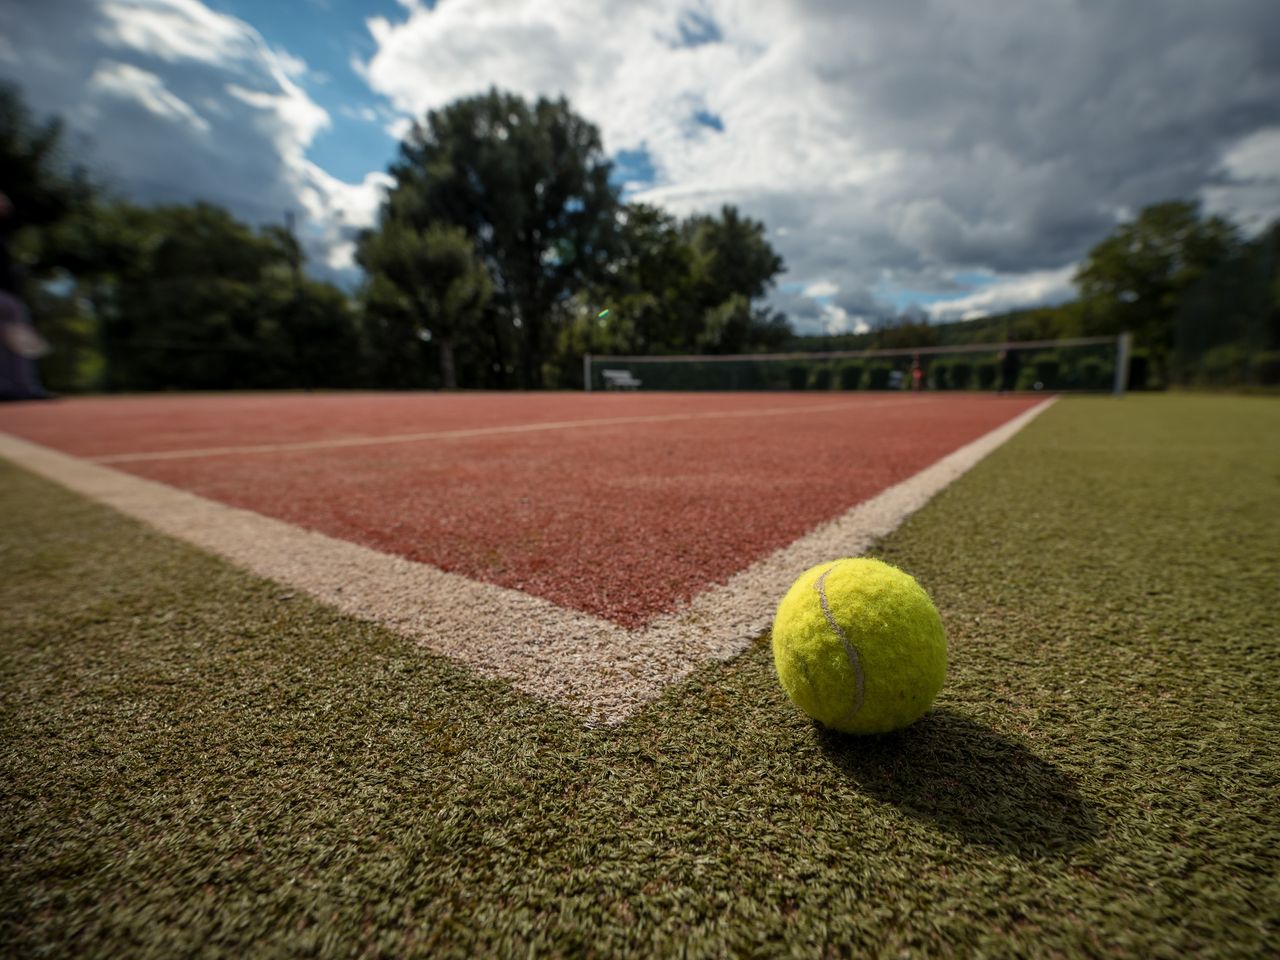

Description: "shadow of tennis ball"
816 708 1098 859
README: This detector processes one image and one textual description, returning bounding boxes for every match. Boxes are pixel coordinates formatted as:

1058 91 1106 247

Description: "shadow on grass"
817 708 1098 859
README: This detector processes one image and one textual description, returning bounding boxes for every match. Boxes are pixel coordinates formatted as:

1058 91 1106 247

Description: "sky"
2 0 1278 336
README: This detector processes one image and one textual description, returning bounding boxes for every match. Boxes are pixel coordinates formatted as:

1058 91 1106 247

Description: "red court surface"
0 393 1042 626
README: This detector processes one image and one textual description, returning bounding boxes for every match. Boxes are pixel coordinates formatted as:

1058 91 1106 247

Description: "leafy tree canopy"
386 89 620 387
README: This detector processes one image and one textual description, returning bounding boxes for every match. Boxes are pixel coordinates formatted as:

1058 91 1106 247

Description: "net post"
583 353 592 392
1113 332 1132 396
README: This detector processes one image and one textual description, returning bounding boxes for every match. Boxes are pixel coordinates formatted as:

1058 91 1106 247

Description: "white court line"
0 397 1056 725
91 397 922 464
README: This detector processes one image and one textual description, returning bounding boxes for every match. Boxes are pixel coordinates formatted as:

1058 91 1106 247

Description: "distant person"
0 191 50 401
998 347 1020 393
910 356 923 391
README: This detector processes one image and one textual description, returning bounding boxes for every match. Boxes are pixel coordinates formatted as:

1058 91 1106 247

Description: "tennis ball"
772 557 946 734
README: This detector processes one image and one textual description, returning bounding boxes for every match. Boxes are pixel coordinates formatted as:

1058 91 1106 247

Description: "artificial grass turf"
0 394 1276 958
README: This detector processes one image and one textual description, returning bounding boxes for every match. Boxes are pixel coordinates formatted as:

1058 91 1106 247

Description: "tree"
1171 219 1280 386
0 81 95 246
357 220 492 389
682 205 787 353
71 201 362 392
585 203 696 354
262 278 363 389
360 272 431 389
387 89 621 387
683 205 784 305
1075 201 1239 383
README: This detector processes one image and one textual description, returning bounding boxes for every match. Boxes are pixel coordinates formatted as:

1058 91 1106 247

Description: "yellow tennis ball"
772 557 947 734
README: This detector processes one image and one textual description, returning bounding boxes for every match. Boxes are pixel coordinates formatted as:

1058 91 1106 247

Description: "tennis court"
2 393 1277 957
0 392 1044 627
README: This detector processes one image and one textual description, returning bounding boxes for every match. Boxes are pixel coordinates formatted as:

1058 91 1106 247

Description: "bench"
601 369 643 390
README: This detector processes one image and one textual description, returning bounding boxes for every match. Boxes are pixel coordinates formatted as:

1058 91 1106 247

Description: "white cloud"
2 0 383 281
925 267 1078 322
326 240 357 271
358 0 1280 322
1203 126 1280 233
803 279 838 298
97 0 258 67
817 303 871 335
6 0 1279 303
385 115 413 141
340 104 380 123
89 60 210 133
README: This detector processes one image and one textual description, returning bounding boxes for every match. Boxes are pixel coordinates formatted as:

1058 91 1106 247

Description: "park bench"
601 369 642 390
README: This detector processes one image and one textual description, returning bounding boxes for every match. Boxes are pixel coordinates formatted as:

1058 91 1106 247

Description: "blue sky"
1 0 1277 332
205 0 405 182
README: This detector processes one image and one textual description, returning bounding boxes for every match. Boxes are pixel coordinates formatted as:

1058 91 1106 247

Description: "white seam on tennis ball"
815 562 866 726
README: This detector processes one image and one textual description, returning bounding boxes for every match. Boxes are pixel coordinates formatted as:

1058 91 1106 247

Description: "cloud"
803 280 838 299
384 115 413 141
0 0 384 281
1202 126 1280 233
4 0 1278 315
925 267 1078 322
358 0 1280 322
88 60 210 134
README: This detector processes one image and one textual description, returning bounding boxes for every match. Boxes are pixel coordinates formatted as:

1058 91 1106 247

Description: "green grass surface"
2 395 1278 958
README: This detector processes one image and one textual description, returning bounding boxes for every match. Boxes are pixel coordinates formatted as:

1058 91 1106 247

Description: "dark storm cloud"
781 0 1280 278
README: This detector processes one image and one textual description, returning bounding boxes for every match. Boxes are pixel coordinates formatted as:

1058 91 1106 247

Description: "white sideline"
0 396 1055 725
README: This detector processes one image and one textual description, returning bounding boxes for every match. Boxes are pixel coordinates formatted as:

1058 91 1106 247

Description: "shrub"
811 366 832 390
787 365 808 390
867 366 890 390
1079 357 1108 390
1252 352 1280 385
839 364 863 390
976 362 997 389
1032 354 1060 389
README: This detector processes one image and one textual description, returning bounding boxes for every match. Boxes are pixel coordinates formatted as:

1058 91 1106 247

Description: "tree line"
789 202 1280 389
3 80 1276 393
3 83 787 393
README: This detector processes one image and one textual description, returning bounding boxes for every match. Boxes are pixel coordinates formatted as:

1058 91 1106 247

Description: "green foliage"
272 280 362 390
682 206 786 352
0 81 94 243
866 364 891 390
809 364 832 390
948 361 973 389
593 203 695 354
21 282 99 392
1075 201 1239 381
1171 222 1280 387
386 89 621 387
1031 354 1061 389
871 318 939 350
359 273 433 389
93 203 286 390
20 70 1274 395
838 364 863 390
1253 352 1280 386
358 220 493 389
1078 357 1108 391
4 82 793 393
